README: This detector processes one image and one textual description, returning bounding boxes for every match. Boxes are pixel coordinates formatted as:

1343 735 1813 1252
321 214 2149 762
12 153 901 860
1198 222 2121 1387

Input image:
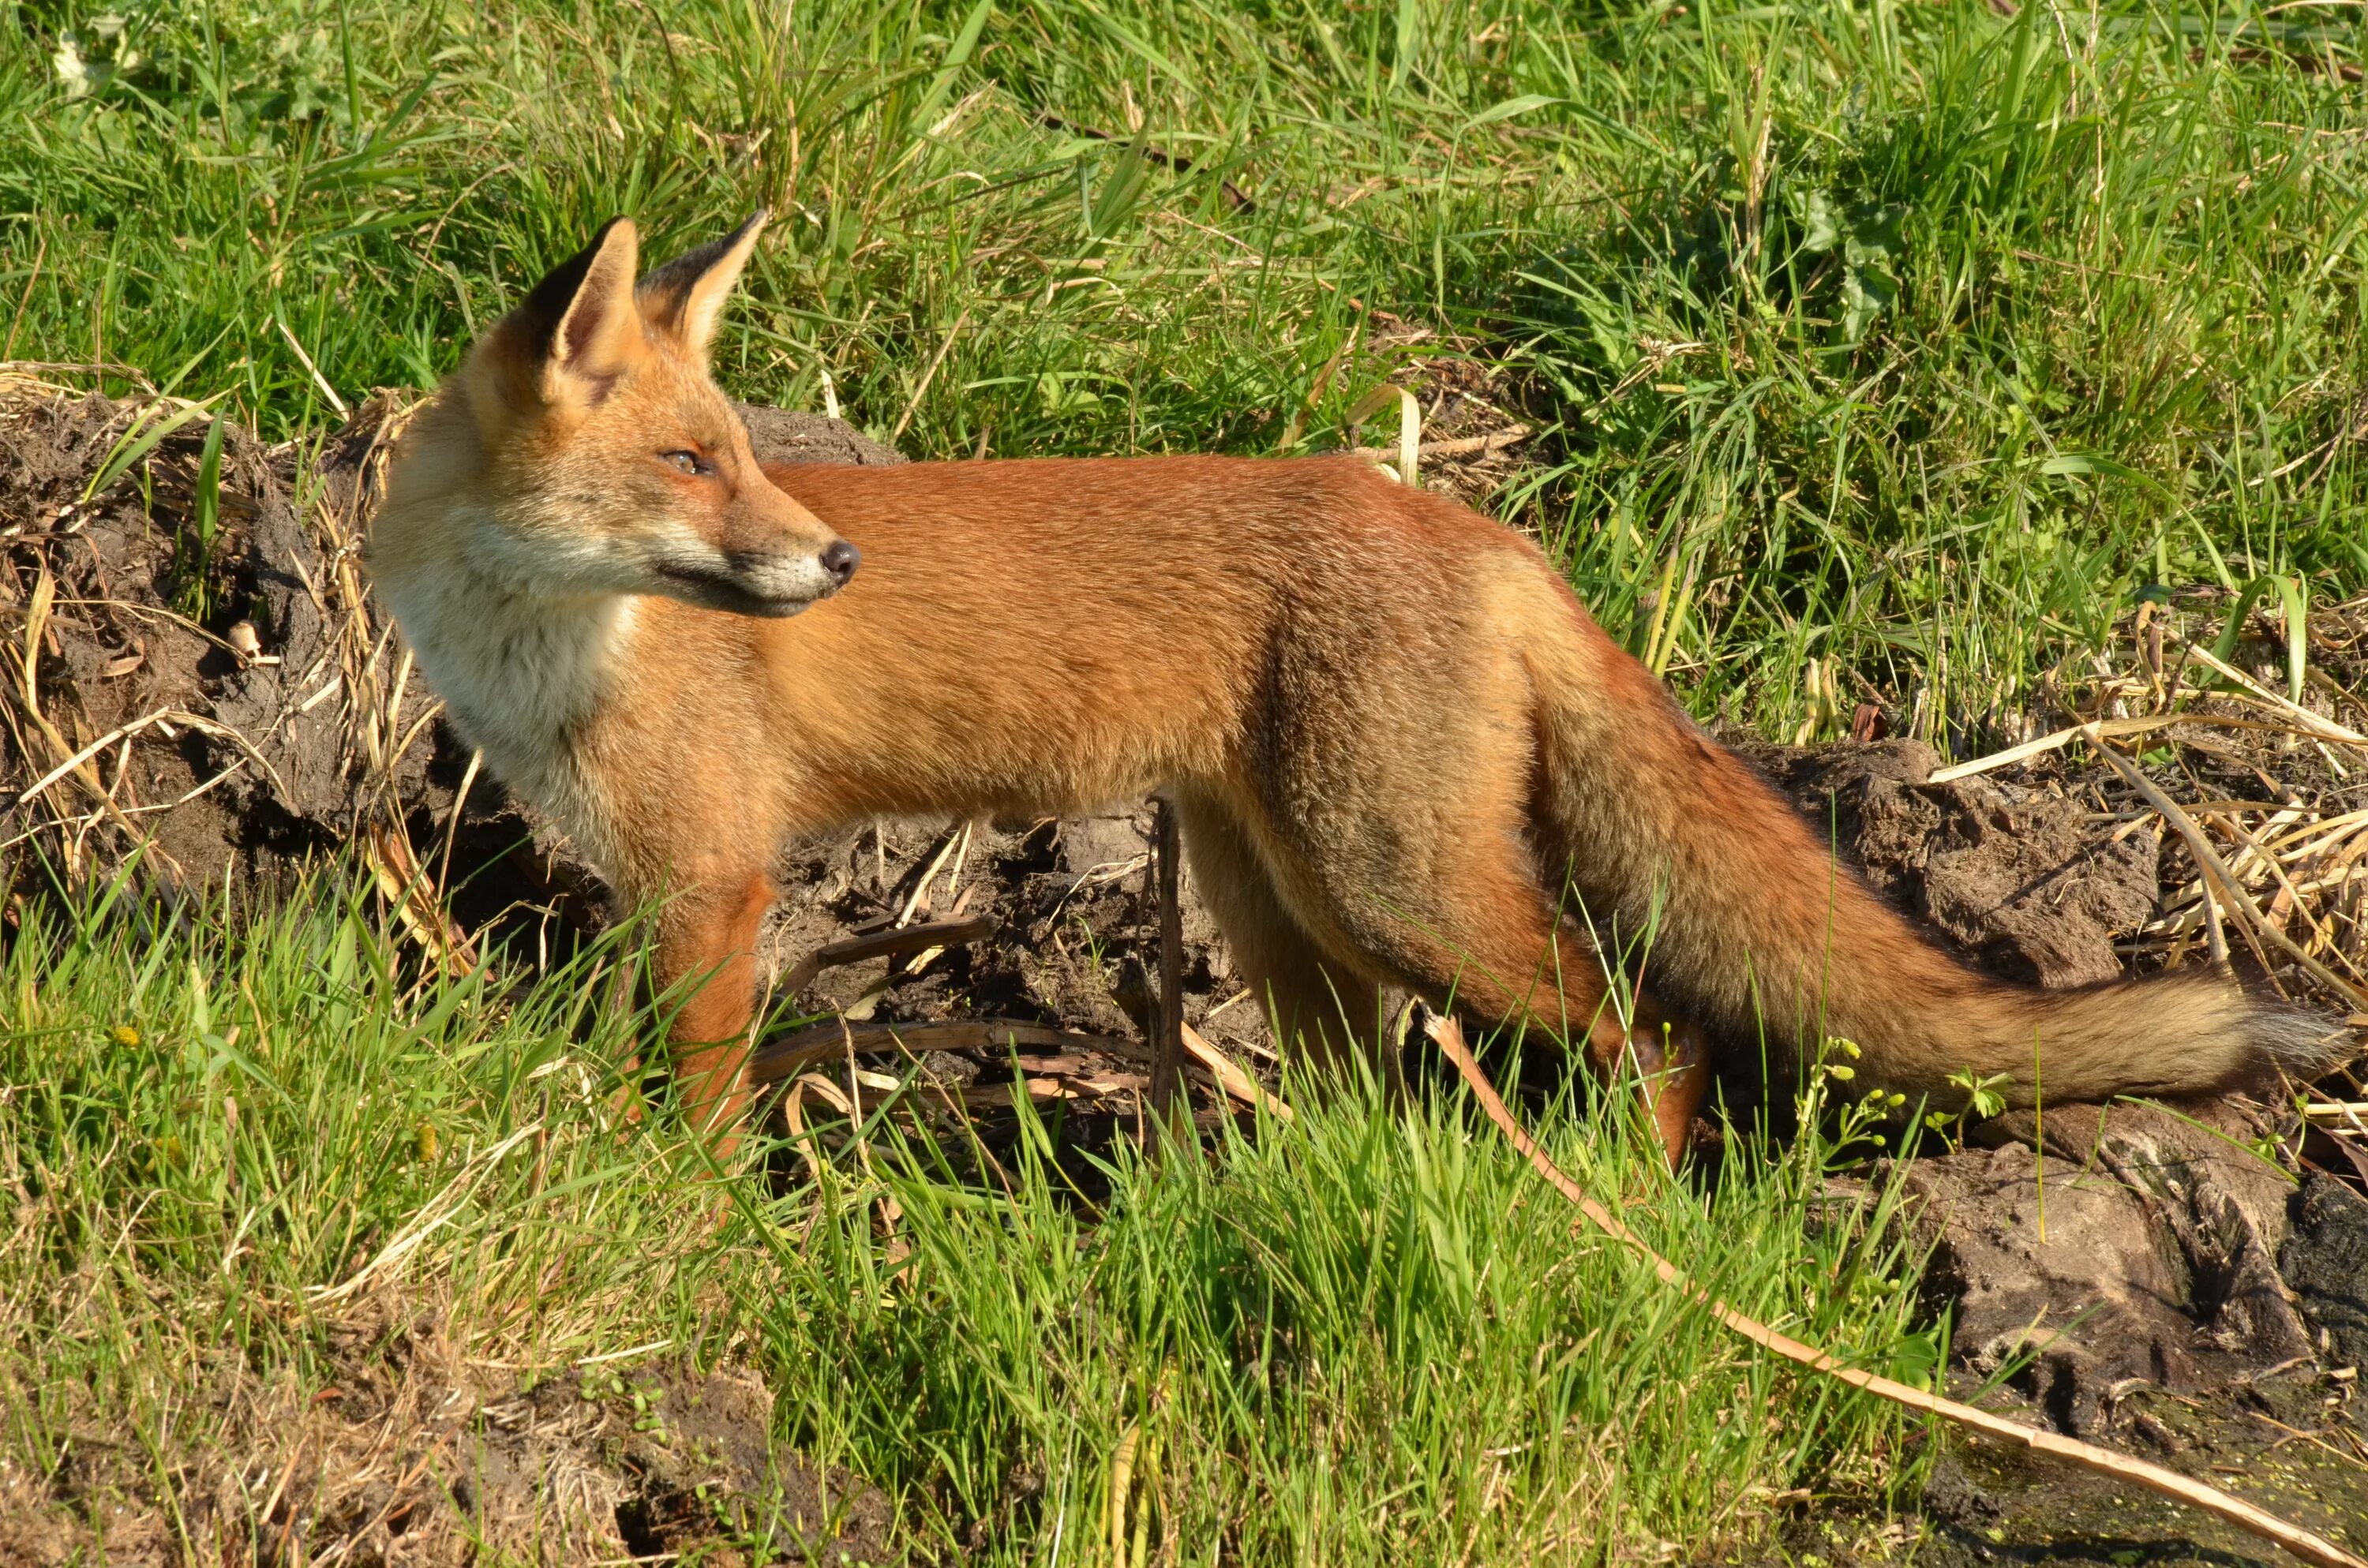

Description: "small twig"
1929 710 2355 787
2090 737 2231 967
307 1123 541 1305
895 821 968 926
275 315 348 418
1425 1014 2368 1568
2 231 47 363
15 706 178 806
2182 641 2367 745
1344 425 1533 465
1180 1021 1291 1121
2095 734 2368 1009
16 705 287 809
435 747 483 904
2244 1409 2368 1476
775 913 1002 997
749 1017 1134 1087
1930 714 2195 784
1147 798 1188 1134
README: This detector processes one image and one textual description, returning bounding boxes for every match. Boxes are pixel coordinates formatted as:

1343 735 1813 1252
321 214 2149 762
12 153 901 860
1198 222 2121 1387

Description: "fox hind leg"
1172 795 1384 1076
1311 800 1713 1165
1612 979 1713 1163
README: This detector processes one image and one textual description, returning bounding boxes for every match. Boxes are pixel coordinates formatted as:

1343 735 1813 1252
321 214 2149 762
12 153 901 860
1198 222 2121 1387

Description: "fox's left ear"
638 210 770 364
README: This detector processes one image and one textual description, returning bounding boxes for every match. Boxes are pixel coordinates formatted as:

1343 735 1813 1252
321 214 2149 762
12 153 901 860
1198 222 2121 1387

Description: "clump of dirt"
1901 1098 2314 1435
2282 1173 2368 1393
1913 1363 2366 1568
1743 740 2165 988
0 383 332 896
0 1295 890 1567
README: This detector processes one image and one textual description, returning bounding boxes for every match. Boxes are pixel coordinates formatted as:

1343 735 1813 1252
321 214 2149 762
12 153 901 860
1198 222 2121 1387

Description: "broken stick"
775 912 1001 997
749 1020 1138 1087
1146 798 1189 1133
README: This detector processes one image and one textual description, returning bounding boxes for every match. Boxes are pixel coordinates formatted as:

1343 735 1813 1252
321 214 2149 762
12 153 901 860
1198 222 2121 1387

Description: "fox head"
390 212 856 616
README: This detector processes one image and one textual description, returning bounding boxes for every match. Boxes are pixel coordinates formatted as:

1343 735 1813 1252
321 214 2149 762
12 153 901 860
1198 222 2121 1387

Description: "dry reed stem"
1426 1013 2368 1568
2093 733 2368 1012
1180 1020 1292 1121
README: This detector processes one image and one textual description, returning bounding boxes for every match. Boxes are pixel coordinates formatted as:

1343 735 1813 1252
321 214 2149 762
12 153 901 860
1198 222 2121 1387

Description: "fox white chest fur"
378 548 634 871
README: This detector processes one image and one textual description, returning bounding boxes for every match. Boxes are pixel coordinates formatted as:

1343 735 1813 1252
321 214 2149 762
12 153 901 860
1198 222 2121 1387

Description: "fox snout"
746 533 860 601
655 526 858 618
696 482 859 615
719 536 858 615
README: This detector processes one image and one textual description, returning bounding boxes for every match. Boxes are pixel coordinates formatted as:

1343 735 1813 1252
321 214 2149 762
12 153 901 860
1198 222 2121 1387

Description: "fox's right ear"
480 218 644 414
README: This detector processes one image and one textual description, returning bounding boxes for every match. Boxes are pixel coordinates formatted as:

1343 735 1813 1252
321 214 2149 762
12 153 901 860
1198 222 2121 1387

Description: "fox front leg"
649 869 777 1154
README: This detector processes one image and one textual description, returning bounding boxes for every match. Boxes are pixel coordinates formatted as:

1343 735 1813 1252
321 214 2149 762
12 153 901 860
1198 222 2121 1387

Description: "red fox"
369 214 2332 1159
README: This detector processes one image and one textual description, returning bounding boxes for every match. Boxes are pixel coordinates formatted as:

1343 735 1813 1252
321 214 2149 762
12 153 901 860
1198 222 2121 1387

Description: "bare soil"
0 1292 892 1567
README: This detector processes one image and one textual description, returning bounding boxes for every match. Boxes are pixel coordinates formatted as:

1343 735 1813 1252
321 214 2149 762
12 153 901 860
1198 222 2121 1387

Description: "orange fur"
369 217 2336 1160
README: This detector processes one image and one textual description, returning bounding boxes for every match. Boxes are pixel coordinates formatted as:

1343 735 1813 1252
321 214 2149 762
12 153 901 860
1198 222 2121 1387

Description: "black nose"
821 539 860 586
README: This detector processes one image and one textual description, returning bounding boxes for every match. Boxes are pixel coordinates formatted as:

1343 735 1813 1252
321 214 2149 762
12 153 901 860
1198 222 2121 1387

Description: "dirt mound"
1909 1101 2314 1428
0 1295 890 1567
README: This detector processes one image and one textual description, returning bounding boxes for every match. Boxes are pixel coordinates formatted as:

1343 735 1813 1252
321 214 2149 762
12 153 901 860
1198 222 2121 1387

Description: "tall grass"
5 0 2362 740
0 871 1938 1559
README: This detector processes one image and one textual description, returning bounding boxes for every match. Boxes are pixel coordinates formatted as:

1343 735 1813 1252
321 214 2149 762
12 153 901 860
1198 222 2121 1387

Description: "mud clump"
2282 1173 2368 1400
1741 739 2164 987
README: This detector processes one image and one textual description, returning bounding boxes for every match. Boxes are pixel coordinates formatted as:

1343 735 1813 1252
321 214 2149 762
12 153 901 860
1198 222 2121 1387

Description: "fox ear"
637 210 768 363
490 217 643 409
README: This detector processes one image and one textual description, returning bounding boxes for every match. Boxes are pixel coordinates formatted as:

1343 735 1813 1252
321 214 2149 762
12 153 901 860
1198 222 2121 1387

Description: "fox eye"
658 449 712 477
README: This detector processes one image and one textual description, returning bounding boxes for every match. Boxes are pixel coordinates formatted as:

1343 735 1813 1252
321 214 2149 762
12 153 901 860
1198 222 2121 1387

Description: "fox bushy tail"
1512 571 2332 1108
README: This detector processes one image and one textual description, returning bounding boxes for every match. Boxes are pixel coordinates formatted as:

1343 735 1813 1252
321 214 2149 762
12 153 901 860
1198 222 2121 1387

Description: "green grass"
2 872 1935 1561
6 0 2365 738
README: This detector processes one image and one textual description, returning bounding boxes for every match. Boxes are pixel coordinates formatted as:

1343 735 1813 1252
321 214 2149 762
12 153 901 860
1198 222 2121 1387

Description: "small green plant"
176 414 226 620
1797 1037 1910 1170
1922 1067 2016 1148
1792 189 1907 346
